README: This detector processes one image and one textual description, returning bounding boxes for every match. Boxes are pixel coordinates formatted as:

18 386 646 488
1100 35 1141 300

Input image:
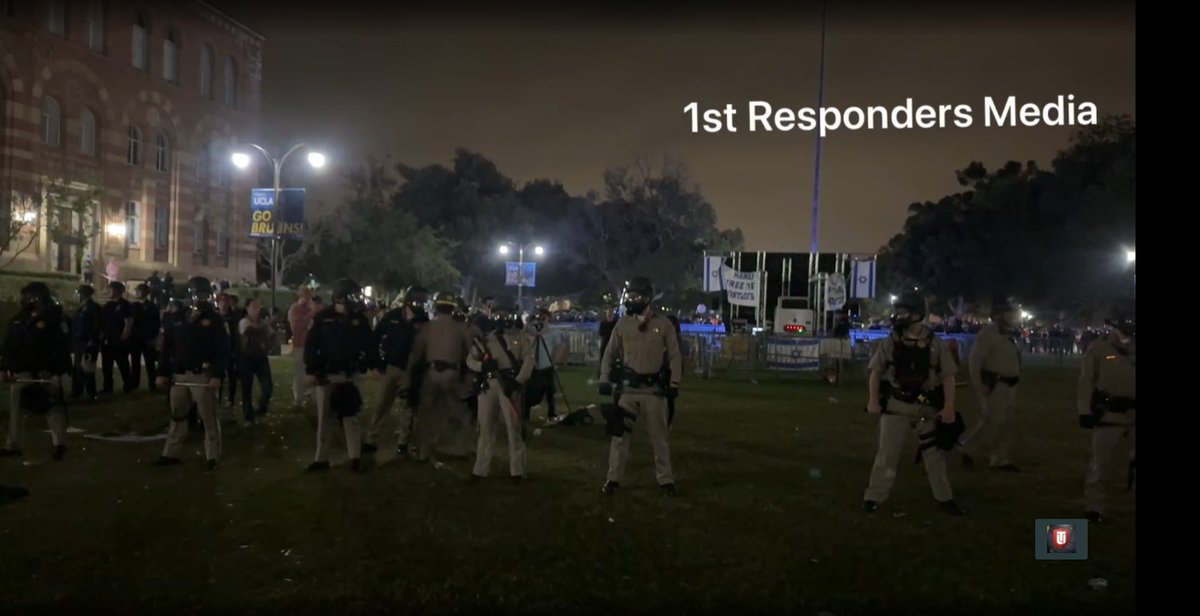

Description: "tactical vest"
892 338 934 394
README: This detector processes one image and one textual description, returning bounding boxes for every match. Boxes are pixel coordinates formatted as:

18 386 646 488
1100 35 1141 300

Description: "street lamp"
498 241 544 309
231 143 326 313
1125 249 1135 264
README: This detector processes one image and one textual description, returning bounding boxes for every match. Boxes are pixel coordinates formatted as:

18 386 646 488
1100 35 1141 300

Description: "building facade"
1 0 262 283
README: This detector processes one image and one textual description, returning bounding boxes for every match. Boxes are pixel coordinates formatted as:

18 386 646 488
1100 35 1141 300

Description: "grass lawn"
0 358 1134 615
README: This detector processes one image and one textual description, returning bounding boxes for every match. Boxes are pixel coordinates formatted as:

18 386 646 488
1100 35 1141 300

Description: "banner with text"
249 188 307 239
721 266 761 307
825 274 847 311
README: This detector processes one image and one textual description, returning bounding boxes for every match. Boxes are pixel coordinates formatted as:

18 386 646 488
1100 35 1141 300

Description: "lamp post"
232 143 325 313
498 241 544 311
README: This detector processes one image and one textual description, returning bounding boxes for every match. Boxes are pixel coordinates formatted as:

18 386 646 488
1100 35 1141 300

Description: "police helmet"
624 277 654 314
19 282 54 312
331 278 365 311
491 300 521 329
135 283 151 300
108 280 126 296
433 291 457 315
890 292 926 329
1105 304 1135 337
75 284 96 302
185 276 214 309
403 285 430 308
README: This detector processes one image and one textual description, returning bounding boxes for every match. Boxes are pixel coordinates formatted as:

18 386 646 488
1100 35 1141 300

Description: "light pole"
232 143 325 313
498 241 544 311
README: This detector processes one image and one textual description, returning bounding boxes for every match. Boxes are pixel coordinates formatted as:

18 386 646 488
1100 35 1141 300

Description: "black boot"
307 461 330 473
864 500 879 513
660 483 677 497
152 456 181 466
52 445 66 461
362 443 378 455
938 499 966 516
602 480 619 494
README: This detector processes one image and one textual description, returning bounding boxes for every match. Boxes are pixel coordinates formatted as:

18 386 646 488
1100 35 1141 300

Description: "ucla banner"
505 262 537 287
249 188 306 239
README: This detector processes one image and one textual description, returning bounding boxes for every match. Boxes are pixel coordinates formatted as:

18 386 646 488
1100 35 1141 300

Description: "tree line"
875 115 1135 323
286 152 744 306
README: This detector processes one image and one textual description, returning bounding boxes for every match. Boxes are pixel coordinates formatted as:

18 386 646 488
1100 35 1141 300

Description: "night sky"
214 2 1135 254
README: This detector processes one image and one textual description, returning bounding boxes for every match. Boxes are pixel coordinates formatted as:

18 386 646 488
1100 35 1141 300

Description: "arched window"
223 57 238 108
127 125 142 165
80 109 96 155
163 29 179 83
131 13 148 70
199 45 213 99
156 134 170 172
41 97 61 146
86 0 105 52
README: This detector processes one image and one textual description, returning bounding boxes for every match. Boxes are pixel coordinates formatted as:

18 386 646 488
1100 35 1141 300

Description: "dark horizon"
214 1 1135 254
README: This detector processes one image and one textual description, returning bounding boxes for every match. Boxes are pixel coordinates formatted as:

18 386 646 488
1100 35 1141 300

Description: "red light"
784 324 807 333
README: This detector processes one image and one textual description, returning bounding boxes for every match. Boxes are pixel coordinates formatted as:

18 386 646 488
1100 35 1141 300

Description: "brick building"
1 0 262 283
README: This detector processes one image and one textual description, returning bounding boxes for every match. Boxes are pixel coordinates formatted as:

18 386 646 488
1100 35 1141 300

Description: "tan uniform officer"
466 301 533 482
408 292 474 462
153 277 228 470
598 277 682 496
1078 308 1135 524
864 292 964 515
960 296 1022 472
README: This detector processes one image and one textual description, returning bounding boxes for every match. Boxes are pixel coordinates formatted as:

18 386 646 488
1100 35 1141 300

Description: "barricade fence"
541 324 1068 380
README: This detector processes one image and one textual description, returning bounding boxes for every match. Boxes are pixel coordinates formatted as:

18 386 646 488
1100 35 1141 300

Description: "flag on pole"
850 259 876 299
703 256 726 292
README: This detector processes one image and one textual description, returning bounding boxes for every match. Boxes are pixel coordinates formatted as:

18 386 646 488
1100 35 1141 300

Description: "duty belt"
982 370 1020 387
622 372 662 388
431 360 458 372
1093 390 1135 414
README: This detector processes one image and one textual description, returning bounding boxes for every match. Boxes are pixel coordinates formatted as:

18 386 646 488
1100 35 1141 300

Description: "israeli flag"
703 256 726 292
850 259 876 299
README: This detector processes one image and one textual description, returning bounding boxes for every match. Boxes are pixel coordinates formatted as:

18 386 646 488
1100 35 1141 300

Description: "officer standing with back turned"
1078 305 1135 524
153 277 228 470
0 283 72 461
304 279 374 472
408 292 475 463
466 300 533 483
70 284 102 402
959 295 1022 472
364 285 429 458
863 292 964 515
598 277 681 496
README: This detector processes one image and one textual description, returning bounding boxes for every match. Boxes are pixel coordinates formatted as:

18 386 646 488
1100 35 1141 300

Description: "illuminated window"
126 202 140 248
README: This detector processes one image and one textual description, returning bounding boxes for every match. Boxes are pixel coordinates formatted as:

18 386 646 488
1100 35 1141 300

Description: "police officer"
217 292 241 407
1078 306 1135 524
153 277 229 470
863 292 964 515
304 279 374 472
408 292 475 463
0 283 72 460
598 277 681 495
129 283 162 392
70 284 102 401
364 286 429 457
959 296 1022 472
100 281 134 394
467 300 533 482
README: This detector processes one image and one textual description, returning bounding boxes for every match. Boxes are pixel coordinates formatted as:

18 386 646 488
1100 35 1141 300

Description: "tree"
2 177 103 270
294 158 460 296
583 156 744 302
877 115 1134 321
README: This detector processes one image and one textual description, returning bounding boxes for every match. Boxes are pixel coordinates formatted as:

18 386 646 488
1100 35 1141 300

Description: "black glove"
598 382 613 396
667 386 679 399
1078 415 1095 429
501 379 519 398
481 358 500 374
